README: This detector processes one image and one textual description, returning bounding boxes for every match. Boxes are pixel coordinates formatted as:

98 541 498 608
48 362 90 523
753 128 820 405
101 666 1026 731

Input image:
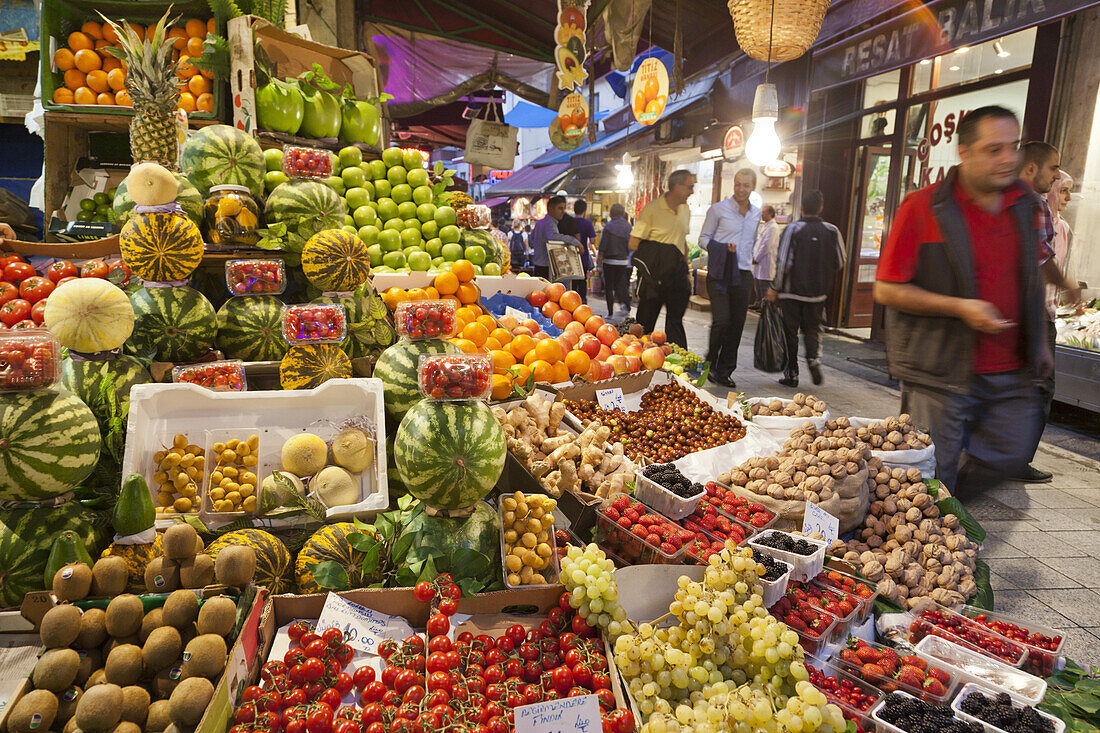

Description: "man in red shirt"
874 106 1051 498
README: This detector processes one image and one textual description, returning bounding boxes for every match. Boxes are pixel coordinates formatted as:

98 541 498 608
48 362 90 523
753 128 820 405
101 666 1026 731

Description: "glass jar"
204 185 261 246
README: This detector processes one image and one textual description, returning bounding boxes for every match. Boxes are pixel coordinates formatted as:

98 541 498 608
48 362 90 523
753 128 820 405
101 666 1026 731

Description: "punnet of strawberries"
597 495 695 561
786 581 860 623
815 569 877 601
836 638 953 702
768 595 835 654
698 481 775 527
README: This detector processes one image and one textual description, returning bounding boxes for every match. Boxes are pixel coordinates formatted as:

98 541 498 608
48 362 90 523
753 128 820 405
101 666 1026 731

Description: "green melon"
60 355 151 433
215 295 289 362
127 286 216 363
394 400 506 510
373 339 459 420
263 180 345 243
180 124 266 198
113 172 204 228
0 390 102 502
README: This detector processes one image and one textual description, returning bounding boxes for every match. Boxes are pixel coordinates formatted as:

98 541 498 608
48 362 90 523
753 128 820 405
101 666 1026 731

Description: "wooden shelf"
42 109 223 130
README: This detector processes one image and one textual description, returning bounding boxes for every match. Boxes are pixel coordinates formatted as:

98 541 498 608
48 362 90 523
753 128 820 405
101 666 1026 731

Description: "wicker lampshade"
728 0 831 63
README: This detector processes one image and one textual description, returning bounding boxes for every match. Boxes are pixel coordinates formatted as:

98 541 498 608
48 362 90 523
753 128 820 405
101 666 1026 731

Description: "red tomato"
19 276 54 304
56 276 78 287
0 255 24 270
30 300 47 323
3 262 34 283
12 319 38 330
47 260 78 283
0 299 30 325
80 260 110 278
0 282 16 305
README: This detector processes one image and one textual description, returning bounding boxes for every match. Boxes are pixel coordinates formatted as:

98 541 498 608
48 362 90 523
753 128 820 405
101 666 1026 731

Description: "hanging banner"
550 92 590 151
632 57 669 126
555 0 590 91
723 126 745 161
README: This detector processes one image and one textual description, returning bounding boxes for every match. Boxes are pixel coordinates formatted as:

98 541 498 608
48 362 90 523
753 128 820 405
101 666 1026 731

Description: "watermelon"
180 124 266 199
0 500 109 607
114 172 204 228
127 286 216 363
0 390 102 502
61 355 151 432
215 296 289 362
374 339 458 420
264 180 345 243
394 400 506 510
313 293 394 359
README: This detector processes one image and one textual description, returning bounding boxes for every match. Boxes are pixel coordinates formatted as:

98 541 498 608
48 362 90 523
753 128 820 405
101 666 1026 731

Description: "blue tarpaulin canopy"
504 100 612 129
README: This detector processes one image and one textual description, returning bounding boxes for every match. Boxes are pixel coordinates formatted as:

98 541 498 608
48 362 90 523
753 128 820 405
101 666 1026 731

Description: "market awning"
477 197 509 207
504 101 613 129
487 162 571 197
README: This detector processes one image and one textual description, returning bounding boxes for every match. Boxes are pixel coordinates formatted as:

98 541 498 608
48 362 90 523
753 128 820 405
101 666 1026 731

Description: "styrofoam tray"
125 379 389 527
914 635 1047 706
951 682 1065 733
747 529 826 582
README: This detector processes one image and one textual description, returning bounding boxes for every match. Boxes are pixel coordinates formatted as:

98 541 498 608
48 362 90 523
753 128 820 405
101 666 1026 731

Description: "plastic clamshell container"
805 655 885 732
914 635 1047 706
499 500 559 588
756 556 792 608
957 604 1066 678
832 639 958 704
225 259 286 296
871 691 963 733
282 303 347 345
951 682 1065 733
0 330 60 391
172 360 248 392
908 605 1029 668
594 499 689 565
814 568 880 624
418 353 492 400
680 517 753 565
203 428 261 519
747 529 826 582
680 510 755 550
700 481 779 531
395 299 457 339
788 610 835 656
281 145 336 179
634 468 704 520
794 580 861 642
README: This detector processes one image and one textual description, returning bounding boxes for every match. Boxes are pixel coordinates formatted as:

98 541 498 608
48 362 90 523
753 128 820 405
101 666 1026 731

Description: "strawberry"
861 663 887 680
840 649 862 665
786 614 808 631
878 655 898 674
900 655 927 671
897 668 924 688
855 646 881 663
927 667 950 685
922 678 948 698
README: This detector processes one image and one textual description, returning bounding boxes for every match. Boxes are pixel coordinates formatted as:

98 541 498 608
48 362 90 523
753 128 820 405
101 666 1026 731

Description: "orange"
167 28 188 51
177 92 197 112
489 328 512 345
94 39 113 56
68 32 94 51
115 89 132 107
523 348 539 367
102 57 122 72
101 22 119 44
85 69 108 93
551 362 570 383
74 49 101 73
73 87 97 105
491 374 513 400
510 363 533 386
476 314 497 331
177 55 197 79
54 48 75 71
441 294 462 307
434 271 459 295
382 287 408 310
551 310 573 330
96 91 116 105
207 18 216 33
534 338 563 364
52 87 75 104
530 360 555 384
451 338 478 354
63 67 85 89
564 349 591 376
107 68 126 91
484 337 502 351
451 259 475 282
461 322 489 348
509 334 535 360
186 36 205 58
185 18 207 37
456 283 479 305
195 91 214 112
457 305 480 323
80 21 103 40
187 74 210 96
406 288 428 301
490 349 516 373
424 286 439 300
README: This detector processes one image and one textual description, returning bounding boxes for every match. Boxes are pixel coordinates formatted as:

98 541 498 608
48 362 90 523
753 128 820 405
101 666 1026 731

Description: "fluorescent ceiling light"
949 65 960 71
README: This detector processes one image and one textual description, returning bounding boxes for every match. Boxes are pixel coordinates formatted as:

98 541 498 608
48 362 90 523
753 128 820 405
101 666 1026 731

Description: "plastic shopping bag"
753 300 787 373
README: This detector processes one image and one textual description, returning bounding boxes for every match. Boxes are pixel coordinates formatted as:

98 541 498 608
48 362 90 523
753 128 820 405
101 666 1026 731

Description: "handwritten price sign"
315 593 413 655
515 694 602 733
595 388 624 411
802 502 839 546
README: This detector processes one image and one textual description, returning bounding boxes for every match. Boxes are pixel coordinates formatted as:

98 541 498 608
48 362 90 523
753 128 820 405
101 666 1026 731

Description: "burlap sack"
744 398 831 443
722 467 869 535
848 417 936 475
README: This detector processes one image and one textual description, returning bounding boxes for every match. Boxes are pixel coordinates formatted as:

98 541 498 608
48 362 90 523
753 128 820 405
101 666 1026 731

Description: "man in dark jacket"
874 106 1051 499
768 190 845 387
599 203 633 318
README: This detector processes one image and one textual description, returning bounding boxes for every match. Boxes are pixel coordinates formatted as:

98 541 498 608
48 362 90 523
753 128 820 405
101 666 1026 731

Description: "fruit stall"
3 6 1099 733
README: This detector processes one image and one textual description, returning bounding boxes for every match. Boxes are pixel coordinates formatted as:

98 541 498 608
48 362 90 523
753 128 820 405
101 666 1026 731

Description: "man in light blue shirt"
698 168 761 388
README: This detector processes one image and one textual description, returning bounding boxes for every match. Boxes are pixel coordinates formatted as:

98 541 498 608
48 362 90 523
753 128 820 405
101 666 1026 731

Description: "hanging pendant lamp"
727 0 831 63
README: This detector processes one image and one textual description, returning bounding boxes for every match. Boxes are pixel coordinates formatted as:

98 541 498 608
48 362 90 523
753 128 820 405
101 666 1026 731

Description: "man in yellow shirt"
628 169 695 346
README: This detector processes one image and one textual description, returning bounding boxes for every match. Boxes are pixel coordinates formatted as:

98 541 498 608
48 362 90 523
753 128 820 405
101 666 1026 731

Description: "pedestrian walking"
874 105 1051 499
698 168 761 388
509 220 528 270
572 199 597 302
768 190 845 388
599 203 633 319
752 205 780 310
528 196 565 280
629 170 695 347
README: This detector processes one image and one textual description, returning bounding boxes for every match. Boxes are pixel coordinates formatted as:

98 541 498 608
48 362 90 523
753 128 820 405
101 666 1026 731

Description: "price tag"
515 694 602 733
802 502 839 546
315 593 414 655
595 388 624 410
505 306 528 321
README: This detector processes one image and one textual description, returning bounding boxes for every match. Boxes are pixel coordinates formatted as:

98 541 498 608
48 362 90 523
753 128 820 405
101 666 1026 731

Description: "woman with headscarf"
1045 170 1076 310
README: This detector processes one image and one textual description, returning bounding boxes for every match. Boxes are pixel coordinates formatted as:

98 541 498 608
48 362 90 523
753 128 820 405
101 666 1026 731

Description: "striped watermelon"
264 180 345 241
279 345 352 390
374 339 458 420
127 286 217 363
119 212 204 283
114 172 204 228
0 390 102 502
215 296 289 362
301 229 371 291
295 523 377 594
180 124 266 198
313 294 395 359
61 355 151 433
394 400 506 511
0 500 109 607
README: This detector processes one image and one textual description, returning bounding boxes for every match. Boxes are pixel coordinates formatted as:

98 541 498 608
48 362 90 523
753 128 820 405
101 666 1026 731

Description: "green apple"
367 243 383 266
412 185 434 205
93 192 110 205
431 256 446 268
341 166 367 189
345 187 371 210
439 224 462 245
378 229 402 252
373 179 392 199
95 204 111 219
370 159 389 179
403 219 421 233
382 148 405 168
361 179 375 199
382 250 406 269
400 228 422 248
464 244 486 266
420 220 439 240
416 202 437 223
264 170 289 191
441 242 464 261
353 205 377 227
483 262 502 275
407 168 430 188
338 146 363 169
383 218 404 232
397 201 419 220
434 205 457 227
358 225 380 245
342 225 358 235
344 214 355 227
402 149 424 171
107 186 117 199
517 272 530 278
473 265 484 275
375 198 398 222
264 148 284 171
325 176 345 195
386 166 407 186
390 184 413 204
424 238 443 258
408 251 431 271
76 210 94 221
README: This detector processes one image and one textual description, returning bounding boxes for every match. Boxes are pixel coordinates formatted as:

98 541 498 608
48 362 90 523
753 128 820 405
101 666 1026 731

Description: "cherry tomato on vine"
413 581 434 603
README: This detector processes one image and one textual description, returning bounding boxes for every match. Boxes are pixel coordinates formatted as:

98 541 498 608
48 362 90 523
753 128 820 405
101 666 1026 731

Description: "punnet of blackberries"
748 547 790 581
642 463 704 498
959 690 1054 733
755 530 819 556
878 693 984 733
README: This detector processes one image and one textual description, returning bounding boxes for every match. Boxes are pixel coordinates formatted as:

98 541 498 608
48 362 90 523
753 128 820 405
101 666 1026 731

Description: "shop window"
861 70 900 137
911 27 1035 94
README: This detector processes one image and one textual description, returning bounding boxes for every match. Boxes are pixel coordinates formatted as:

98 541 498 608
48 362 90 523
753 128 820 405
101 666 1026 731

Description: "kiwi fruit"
86 668 107 687
180 634 226 679
53 563 93 602
113 722 143 733
33 648 80 692
105 595 143 638
153 662 183 698
57 686 83 724
8 689 58 733
104 644 143 686
101 635 139 658
75 683 123 732
179 622 197 649
162 525 199 561
146 700 172 733
165 725 195 733
168 677 213 727
214 546 256 587
75 648 101 686
41 604 83 648
143 626 182 672
120 685 150 724
195 596 236 636
178 554 214 588
140 608 164 643
162 590 199 628
145 557 180 593
63 718 79 733
91 557 129 597
76 607 108 649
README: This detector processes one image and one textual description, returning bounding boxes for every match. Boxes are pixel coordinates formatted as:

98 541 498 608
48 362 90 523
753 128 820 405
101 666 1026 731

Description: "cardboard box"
46 160 127 241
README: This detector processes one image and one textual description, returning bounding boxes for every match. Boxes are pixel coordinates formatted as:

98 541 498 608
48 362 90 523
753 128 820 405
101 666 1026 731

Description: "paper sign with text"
595 388 624 411
515 693 602 733
802 502 839 546
315 593 414 655
505 306 529 321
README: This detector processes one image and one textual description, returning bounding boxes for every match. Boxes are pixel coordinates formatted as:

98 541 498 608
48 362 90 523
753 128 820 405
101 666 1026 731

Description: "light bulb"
746 118 781 166
616 164 634 190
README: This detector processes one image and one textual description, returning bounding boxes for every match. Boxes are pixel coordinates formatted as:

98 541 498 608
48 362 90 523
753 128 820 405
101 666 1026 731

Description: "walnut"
843 550 862 565
830 463 847 479
918 433 932 445
912 493 933 509
792 470 807 485
870 434 885 448
888 478 901 492
868 456 883 470
913 529 928 543
765 456 781 471
875 484 891 500
774 471 794 488
767 484 785 499
893 524 912 543
767 399 783 411
837 417 850 428
859 550 878 566
875 471 890 485
806 491 821 503
820 487 834 501
730 470 750 486
942 514 959 529
867 535 883 548
923 505 940 519
812 400 827 413
882 499 898 515
846 461 861 475
924 557 943 574
958 578 977 599
784 486 802 500
884 539 900 552
869 501 884 518
896 498 912 513
820 475 836 491
861 560 884 581
878 577 899 602
901 564 922 587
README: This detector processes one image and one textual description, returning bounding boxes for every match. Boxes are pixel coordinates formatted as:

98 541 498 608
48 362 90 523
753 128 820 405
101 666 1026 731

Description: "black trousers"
574 276 587 303
779 299 824 380
603 264 631 313
636 274 691 347
706 271 752 377
1028 318 1057 462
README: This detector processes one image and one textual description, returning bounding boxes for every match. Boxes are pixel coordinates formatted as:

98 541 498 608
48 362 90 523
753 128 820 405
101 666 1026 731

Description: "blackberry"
879 693 983 733
755 531 818 556
958 690 1054 733
642 463 703 498
748 548 788 581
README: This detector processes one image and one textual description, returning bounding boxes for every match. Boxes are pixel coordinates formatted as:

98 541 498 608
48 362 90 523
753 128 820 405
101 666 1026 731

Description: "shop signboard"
550 92 590 151
722 125 745 161
554 0 590 90
763 160 793 177
632 57 669 126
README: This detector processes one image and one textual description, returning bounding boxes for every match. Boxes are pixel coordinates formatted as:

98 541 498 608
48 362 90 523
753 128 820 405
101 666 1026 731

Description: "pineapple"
100 11 181 169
